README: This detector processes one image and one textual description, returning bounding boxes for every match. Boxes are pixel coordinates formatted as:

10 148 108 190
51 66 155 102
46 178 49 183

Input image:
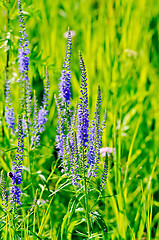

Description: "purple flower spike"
37 107 48 133
56 36 109 189
68 106 81 186
56 30 72 168
18 0 31 130
4 71 15 133
18 0 30 77
87 86 102 177
37 69 49 134
10 116 24 205
22 113 27 137
42 68 49 109
55 96 65 158
31 70 49 147
99 153 108 190
77 52 89 149
87 120 96 177
59 29 72 105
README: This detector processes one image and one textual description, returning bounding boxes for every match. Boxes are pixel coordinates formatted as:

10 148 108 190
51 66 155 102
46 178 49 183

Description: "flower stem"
84 176 91 237
83 148 91 237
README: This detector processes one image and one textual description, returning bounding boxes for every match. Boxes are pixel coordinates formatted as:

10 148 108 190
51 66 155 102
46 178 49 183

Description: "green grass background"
0 0 159 239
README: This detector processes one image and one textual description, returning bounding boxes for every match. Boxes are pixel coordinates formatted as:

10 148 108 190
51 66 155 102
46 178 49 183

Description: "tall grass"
0 0 159 239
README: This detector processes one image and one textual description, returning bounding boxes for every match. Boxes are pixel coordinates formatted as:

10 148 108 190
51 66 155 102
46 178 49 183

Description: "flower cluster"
18 0 31 130
59 29 72 106
56 32 108 189
42 68 49 109
31 70 49 147
18 0 49 146
56 29 72 161
37 69 49 133
10 116 24 205
4 71 15 133
77 52 89 149
18 0 29 76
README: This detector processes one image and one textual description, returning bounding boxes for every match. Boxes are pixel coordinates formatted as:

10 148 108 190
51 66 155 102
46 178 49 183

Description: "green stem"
82 146 91 237
84 176 91 238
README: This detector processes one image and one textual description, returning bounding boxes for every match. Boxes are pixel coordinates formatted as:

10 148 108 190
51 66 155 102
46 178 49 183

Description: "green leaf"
29 231 43 240
67 219 85 240
90 211 109 240
61 191 85 240
61 212 70 240
37 171 46 182
49 179 71 197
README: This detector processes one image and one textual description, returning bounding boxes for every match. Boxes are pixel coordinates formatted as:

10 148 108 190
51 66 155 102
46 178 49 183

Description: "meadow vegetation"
0 0 159 239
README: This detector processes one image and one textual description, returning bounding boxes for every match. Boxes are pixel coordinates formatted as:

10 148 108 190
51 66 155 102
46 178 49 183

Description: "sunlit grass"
0 0 159 239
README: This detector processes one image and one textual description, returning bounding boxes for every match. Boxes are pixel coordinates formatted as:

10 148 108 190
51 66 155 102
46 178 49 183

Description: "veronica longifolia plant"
56 45 107 188
4 71 15 134
18 0 31 129
10 116 24 206
56 30 109 239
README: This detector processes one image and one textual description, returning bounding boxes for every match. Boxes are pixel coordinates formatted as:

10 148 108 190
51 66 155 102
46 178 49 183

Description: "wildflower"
55 96 70 175
55 96 65 157
42 68 49 109
18 0 31 129
64 30 76 38
31 70 49 147
56 29 73 163
56 29 72 171
37 69 49 133
4 71 15 133
77 52 89 149
0 171 8 211
101 109 107 136
59 28 72 106
37 108 48 133
87 121 97 177
125 48 138 58
68 106 81 186
99 153 108 190
100 147 115 157
18 0 29 76
22 113 27 137
10 116 24 205
56 36 108 189
61 136 69 176
87 86 101 177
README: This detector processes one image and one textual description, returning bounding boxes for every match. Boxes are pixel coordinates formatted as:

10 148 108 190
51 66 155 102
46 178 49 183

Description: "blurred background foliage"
0 0 159 239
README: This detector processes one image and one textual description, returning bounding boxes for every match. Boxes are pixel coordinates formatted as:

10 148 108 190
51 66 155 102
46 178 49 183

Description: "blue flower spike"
4 71 15 133
77 52 89 150
59 27 72 106
87 85 101 178
18 0 31 130
10 115 24 206
100 153 108 190
37 69 49 134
